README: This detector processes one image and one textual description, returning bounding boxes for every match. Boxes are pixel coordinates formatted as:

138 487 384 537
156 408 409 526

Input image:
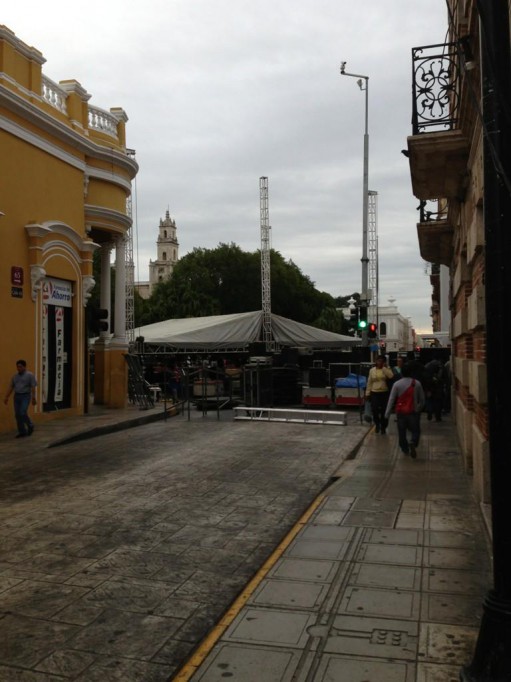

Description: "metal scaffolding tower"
367 190 379 326
125 149 137 345
259 176 274 352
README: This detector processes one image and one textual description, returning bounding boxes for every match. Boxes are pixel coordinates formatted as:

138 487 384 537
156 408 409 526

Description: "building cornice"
84 205 132 232
26 221 99 252
0 25 45 64
0 112 132 191
0 83 138 178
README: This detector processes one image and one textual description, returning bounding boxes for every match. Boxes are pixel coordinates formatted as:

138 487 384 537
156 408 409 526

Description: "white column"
113 235 127 344
100 243 111 340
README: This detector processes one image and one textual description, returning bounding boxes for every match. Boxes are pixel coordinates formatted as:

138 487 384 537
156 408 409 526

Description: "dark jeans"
396 412 421 453
14 393 33 435
370 392 389 431
426 396 443 421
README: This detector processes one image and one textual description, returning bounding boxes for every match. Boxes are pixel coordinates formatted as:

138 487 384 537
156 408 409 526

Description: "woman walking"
366 355 394 434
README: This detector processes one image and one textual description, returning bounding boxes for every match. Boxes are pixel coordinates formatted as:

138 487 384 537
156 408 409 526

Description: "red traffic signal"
368 322 377 338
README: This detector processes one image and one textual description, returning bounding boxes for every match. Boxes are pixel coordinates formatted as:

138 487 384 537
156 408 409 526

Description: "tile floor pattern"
190 418 492 682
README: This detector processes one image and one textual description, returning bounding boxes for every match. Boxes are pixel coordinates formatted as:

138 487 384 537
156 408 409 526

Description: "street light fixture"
340 61 370 344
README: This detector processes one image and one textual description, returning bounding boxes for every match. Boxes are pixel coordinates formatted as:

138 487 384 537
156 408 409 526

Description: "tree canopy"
135 243 359 334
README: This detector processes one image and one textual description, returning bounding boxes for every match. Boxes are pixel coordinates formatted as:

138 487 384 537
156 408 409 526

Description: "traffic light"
348 306 359 327
358 306 368 330
88 307 109 335
368 322 377 339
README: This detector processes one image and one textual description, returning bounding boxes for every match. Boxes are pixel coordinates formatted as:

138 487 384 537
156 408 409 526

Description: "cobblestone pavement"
0 409 368 681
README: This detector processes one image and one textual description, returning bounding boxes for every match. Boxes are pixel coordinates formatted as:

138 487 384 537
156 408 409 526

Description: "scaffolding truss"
367 190 378 326
260 176 275 351
125 149 136 345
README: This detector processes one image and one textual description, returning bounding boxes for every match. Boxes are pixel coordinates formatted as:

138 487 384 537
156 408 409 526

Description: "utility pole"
340 62 370 345
461 2 511 679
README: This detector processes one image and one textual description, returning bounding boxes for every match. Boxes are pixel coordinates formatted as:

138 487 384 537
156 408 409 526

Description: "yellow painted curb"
172 491 326 681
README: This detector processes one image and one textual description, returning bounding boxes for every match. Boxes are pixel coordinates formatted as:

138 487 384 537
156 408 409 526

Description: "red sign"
11 266 23 286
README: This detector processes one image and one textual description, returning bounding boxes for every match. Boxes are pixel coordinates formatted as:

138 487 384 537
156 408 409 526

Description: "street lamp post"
340 62 370 346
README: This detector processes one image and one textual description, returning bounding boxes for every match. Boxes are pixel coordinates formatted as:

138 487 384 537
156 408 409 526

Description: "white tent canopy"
136 311 357 351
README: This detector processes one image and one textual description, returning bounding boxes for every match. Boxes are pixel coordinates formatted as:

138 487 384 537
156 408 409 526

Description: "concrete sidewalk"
0 401 175 452
180 416 492 682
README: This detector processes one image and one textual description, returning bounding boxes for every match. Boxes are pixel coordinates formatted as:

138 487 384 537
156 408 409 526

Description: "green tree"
137 242 360 330
313 307 346 334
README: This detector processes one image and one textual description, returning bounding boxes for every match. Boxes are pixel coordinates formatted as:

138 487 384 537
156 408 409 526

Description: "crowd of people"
365 353 451 459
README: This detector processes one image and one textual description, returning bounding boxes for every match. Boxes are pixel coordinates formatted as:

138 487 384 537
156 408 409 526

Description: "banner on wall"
42 304 48 403
55 306 65 402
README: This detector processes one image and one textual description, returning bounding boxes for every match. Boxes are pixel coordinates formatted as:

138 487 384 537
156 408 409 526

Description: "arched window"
162 252 166 260
173 249 177 260
380 322 387 336
163 230 167 238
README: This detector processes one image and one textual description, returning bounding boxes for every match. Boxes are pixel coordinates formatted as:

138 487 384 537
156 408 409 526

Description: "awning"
135 311 357 351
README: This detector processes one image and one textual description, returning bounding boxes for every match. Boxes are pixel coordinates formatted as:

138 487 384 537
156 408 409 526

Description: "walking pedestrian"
4 360 37 438
366 355 394 434
424 355 445 421
393 355 405 378
385 363 425 458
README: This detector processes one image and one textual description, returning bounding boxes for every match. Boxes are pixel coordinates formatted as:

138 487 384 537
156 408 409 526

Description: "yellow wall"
0 25 137 433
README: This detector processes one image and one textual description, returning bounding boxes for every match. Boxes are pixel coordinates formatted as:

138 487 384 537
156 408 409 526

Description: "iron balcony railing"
412 42 461 135
417 198 449 223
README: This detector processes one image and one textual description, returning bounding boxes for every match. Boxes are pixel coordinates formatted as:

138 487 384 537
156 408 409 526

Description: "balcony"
416 200 454 266
406 42 469 200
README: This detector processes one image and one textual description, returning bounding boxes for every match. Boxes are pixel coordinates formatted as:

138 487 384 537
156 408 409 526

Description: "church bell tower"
148 209 179 291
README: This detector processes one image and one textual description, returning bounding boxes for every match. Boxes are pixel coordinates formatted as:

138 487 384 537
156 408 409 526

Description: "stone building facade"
406 2 490 501
376 298 415 353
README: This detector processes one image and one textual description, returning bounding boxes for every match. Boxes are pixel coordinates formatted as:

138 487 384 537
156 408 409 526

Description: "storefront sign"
11 287 23 298
42 277 73 308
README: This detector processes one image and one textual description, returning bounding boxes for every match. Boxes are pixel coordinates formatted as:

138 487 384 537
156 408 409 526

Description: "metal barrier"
233 406 347 426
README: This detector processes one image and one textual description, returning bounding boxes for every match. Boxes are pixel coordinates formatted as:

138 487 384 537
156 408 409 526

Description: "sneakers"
410 444 417 459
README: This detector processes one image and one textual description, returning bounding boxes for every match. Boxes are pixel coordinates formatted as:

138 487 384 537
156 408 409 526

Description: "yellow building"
0 25 138 434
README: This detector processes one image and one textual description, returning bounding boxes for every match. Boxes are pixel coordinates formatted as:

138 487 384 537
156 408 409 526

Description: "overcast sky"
4 1 448 332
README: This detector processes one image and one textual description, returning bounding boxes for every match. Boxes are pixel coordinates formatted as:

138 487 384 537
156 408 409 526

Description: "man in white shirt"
4 360 37 438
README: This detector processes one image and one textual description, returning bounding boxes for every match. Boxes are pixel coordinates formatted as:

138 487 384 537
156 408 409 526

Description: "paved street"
0 411 367 681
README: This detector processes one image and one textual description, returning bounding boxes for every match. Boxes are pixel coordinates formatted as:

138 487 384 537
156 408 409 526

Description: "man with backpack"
385 364 425 458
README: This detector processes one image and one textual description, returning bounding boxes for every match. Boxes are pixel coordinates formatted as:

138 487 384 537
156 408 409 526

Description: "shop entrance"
42 278 73 411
